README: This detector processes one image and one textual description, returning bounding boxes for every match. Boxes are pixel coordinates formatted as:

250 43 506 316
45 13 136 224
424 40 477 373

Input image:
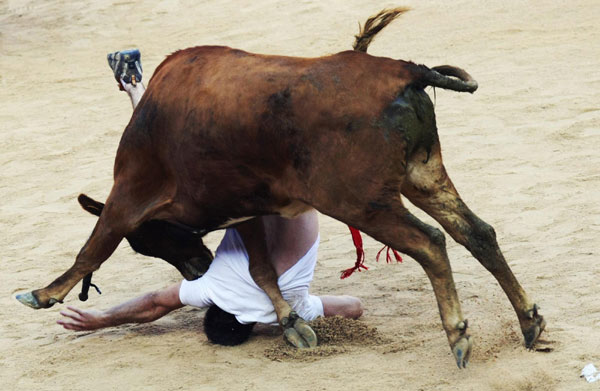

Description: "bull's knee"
421 225 447 256
474 218 496 241
409 226 450 276
467 219 500 264
429 226 447 247
471 219 496 246
406 213 446 249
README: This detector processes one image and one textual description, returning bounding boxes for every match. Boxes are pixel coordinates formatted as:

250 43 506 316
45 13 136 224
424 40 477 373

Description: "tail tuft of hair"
353 7 410 53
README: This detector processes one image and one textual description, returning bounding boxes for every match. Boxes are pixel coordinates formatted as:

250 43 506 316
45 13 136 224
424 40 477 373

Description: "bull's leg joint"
526 304 540 319
457 319 469 334
280 311 299 328
48 298 64 306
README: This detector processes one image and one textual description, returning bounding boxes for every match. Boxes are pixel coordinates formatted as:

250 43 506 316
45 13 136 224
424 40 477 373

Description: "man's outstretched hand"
57 306 107 331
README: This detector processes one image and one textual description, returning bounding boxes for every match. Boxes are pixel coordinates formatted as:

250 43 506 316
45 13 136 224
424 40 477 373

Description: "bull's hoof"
452 335 473 369
16 292 43 309
523 304 546 349
16 291 62 309
450 320 473 368
281 311 317 349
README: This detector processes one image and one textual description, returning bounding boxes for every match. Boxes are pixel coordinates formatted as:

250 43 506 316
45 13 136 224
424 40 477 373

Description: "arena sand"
1 0 599 389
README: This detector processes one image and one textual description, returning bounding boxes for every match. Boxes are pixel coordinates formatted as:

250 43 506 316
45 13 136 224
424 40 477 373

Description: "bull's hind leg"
401 143 545 348
318 198 472 367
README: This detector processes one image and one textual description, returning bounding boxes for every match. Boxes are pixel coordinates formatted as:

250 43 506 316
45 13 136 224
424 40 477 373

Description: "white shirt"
179 228 324 325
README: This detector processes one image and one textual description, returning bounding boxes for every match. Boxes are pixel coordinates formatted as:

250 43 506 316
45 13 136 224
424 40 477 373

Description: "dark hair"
203 305 255 346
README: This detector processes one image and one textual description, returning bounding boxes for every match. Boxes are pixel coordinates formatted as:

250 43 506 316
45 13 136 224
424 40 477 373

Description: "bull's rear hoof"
452 335 473 369
524 317 546 349
16 292 42 309
523 304 546 349
281 311 317 349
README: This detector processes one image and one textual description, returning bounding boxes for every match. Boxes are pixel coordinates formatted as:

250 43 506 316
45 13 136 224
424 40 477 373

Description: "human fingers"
57 319 85 331
66 306 98 322
60 309 85 323
66 306 88 317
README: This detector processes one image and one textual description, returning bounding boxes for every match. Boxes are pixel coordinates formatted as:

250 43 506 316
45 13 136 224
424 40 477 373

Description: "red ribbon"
340 226 368 279
341 227 403 279
376 246 403 264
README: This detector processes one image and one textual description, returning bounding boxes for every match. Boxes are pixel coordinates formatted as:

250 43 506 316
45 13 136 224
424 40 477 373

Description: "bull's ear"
77 193 104 217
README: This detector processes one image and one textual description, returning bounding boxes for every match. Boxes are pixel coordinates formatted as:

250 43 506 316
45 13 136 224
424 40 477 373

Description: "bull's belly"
276 200 313 218
216 200 312 228
217 216 255 228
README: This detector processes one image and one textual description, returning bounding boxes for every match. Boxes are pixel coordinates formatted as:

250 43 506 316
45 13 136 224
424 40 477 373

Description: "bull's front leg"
236 218 317 348
16 193 128 309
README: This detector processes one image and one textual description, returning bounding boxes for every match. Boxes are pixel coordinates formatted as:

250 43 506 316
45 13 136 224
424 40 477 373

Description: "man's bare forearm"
58 283 183 331
102 292 173 326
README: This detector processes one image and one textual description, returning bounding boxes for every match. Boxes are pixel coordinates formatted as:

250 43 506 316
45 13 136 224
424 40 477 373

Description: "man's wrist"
97 310 113 328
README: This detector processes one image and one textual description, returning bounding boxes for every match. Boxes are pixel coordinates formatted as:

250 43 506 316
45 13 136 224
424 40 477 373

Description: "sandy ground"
1 0 599 389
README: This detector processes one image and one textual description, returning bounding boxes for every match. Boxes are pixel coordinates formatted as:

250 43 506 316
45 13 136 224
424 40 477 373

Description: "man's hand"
57 306 107 331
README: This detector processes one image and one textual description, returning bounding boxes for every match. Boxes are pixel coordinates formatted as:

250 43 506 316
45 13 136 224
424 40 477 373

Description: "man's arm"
57 282 183 331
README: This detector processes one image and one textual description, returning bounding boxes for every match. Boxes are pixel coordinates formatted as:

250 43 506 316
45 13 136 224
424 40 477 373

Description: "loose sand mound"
264 316 390 361
310 316 389 345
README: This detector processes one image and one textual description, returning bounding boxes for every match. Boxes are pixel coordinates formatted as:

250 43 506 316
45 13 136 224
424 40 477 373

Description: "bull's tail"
423 65 478 93
352 8 478 94
353 7 410 53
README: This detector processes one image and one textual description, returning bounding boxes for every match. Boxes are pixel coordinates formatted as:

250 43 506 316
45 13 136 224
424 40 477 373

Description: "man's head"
203 305 255 346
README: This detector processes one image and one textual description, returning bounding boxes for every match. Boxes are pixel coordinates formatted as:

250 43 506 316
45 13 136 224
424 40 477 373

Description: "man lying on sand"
57 50 362 346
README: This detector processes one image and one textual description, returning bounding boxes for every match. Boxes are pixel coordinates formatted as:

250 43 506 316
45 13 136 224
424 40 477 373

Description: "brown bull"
17 8 545 367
